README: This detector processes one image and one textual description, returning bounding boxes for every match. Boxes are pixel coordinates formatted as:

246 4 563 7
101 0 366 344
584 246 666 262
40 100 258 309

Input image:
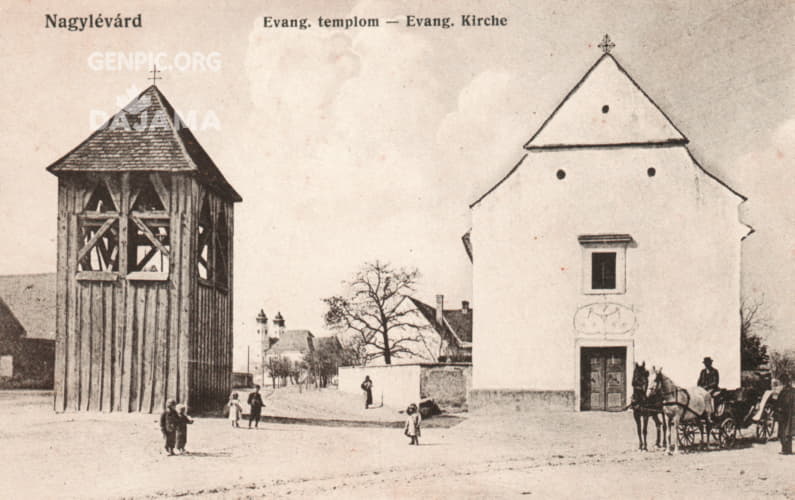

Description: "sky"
0 0 792 369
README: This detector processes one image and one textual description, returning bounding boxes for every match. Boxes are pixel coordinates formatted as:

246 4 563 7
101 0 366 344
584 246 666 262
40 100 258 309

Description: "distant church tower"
47 84 242 413
255 309 268 383
256 309 269 342
272 312 285 340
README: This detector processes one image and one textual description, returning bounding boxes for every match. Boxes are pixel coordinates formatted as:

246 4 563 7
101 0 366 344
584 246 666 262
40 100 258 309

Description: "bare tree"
740 295 772 370
323 261 428 365
339 336 369 367
266 355 291 388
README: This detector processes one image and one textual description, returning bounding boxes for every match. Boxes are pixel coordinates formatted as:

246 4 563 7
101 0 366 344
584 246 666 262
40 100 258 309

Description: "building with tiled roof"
409 295 472 363
267 330 315 358
0 273 56 340
0 274 56 386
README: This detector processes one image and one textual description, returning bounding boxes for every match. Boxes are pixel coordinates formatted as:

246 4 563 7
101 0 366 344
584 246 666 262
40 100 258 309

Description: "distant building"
0 274 56 387
251 310 315 384
349 295 472 366
266 329 315 363
409 295 472 362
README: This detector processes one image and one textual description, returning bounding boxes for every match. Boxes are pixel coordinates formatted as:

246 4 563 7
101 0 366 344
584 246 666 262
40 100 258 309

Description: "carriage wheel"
678 423 696 448
756 407 776 443
719 418 737 449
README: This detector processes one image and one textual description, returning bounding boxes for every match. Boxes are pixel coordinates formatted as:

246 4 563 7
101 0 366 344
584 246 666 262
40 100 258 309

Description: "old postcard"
0 0 793 498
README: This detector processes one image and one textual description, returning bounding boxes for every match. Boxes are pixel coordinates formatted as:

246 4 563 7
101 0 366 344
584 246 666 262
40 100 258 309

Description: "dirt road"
0 391 792 499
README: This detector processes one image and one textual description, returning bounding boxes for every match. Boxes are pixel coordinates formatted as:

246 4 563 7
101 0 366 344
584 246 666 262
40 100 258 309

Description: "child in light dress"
228 392 243 428
404 403 421 445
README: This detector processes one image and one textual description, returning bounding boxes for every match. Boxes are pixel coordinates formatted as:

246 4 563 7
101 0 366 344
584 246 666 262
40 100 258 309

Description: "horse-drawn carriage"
677 383 777 449
632 363 778 453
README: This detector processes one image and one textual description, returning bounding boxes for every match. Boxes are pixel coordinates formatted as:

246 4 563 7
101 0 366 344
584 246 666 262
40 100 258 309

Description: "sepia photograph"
0 0 793 498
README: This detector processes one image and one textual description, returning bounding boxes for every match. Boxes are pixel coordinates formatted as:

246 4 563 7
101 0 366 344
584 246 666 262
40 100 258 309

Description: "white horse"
647 366 714 454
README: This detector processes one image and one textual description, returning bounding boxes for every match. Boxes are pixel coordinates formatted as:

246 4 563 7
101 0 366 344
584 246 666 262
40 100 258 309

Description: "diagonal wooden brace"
77 217 116 264
130 216 170 257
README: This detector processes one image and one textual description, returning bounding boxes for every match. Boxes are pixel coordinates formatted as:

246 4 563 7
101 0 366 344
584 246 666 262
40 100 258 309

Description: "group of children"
159 399 194 456
159 392 423 455
226 388 265 428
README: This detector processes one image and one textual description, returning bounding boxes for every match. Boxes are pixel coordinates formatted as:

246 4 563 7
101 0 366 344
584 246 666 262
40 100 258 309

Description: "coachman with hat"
697 356 720 392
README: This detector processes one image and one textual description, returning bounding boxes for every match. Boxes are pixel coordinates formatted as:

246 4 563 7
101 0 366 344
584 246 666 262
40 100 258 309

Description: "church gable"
525 54 687 149
472 49 745 210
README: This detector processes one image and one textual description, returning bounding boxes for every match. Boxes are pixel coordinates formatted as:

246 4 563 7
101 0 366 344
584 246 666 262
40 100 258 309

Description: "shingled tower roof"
46 85 241 202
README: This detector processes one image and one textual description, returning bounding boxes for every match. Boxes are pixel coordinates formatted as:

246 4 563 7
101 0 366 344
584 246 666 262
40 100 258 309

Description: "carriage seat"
711 388 737 417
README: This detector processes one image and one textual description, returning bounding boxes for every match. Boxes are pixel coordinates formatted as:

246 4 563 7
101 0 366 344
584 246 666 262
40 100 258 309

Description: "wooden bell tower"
47 85 241 412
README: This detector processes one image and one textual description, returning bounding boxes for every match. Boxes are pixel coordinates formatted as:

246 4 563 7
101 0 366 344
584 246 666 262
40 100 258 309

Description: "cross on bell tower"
598 34 615 54
149 65 162 85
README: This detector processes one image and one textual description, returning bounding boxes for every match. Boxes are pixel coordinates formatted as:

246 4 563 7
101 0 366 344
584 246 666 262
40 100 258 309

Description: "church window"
556 169 566 180
591 252 616 289
647 167 656 177
578 234 632 294
602 105 610 113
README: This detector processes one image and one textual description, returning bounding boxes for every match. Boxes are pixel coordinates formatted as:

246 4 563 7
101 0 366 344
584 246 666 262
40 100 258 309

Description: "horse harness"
661 386 705 419
631 399 662 415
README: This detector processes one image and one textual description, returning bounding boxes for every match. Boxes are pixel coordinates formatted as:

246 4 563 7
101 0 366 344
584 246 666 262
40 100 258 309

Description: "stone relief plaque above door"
573 302 637 336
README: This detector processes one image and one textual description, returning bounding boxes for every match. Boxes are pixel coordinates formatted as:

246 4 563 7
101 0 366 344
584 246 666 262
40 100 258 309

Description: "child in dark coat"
175 404 193 454
159 399 179 456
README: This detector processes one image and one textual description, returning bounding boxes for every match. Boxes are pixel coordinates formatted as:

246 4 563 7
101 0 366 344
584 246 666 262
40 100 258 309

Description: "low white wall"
338 365 421 409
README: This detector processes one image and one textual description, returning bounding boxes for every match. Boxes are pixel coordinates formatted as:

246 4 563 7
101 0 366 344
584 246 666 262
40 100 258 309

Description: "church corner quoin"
468 48 751 412
47 85 241 413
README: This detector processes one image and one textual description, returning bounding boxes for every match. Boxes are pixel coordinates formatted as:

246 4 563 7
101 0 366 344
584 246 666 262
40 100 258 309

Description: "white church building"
468 44 751 411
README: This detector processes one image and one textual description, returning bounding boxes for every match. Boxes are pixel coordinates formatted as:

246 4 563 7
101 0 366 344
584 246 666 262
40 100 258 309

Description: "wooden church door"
580 347 626 411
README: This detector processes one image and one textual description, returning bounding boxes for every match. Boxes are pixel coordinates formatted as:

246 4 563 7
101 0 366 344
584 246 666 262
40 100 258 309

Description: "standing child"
159 399 179 456
404 403 421 446
175 404 194 454
247 385 265 429
228 392 243 428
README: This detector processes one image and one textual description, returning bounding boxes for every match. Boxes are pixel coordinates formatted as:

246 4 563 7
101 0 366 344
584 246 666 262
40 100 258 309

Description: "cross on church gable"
598 34 615 54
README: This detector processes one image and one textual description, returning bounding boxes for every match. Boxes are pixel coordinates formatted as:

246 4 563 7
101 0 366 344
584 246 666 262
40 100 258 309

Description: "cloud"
437 70 532 202
235 2 478 365
733 118 795 349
